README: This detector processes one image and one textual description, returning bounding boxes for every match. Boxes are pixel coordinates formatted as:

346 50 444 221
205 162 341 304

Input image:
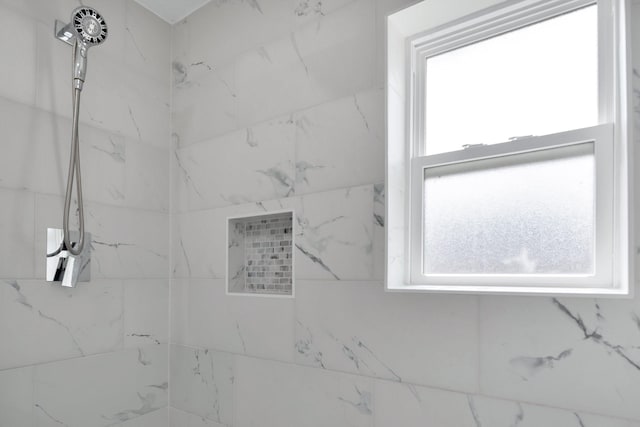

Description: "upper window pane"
424 5 598 155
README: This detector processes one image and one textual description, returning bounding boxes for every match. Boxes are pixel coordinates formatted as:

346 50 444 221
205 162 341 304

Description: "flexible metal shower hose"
63 40 85 256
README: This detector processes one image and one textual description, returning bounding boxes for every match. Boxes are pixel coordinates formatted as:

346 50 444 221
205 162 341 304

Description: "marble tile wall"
0 0 171 426
170 0 640 426
1 0 636 425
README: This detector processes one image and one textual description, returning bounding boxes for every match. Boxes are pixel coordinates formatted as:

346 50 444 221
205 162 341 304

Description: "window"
386 0 633 295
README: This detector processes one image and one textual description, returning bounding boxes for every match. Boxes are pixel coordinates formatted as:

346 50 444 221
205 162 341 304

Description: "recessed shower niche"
227 211 295 297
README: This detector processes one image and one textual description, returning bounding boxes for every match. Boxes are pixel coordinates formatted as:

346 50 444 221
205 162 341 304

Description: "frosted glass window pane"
423 144 595 275
425 5 598 155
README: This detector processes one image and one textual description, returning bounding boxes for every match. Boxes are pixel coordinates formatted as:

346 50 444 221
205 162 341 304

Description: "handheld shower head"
72 7 108 46
69 7 108 90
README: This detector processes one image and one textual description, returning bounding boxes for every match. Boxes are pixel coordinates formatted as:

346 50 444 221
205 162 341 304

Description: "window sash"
408 0 615 158
409 124 614 288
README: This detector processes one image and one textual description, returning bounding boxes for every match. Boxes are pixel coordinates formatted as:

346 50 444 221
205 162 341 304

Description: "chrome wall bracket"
55 20 76 46
46 228 91 288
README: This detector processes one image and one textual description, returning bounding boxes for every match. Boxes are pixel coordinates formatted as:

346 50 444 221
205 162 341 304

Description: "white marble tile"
173 208 228 279
80 126 128 206
175 185 376 281
172 279 294 362
170 407 225 427
480 294 640 420
175 115 295 210
282 185 375 280
124 0 171 86
634 2 640 74
234 0 376 128
295 281 479 392
171 0 362 75
35 21 170 148
34 19 75 120
375 380 492 427
85 55 170 147
85 203 169 280
227 222 246 292
169 344 234 426
0 366 34 427
294 89 384 194
0 189 35 279
0 279 124 370
0 97 168 210
0 97 132 207
578 414 640 427
289 0 376 97
292 0 362 26
34 195 170 280
0 98 65 196
34 345 168 427
173 0 293 72
170 280 189 346
169 407 190 427
118 407 168 427
172 61 237 147
125 142 170 211
374 379 640 427
124 279 169 348
0 6 37 105
111 69 171 149
234 355 374 427
372 183 385 281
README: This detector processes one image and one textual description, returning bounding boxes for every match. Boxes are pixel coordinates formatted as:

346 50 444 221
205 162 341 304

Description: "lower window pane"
422 144 595 276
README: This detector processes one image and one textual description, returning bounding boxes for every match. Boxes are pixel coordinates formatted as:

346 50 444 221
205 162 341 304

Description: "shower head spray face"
67 7 108 90
72 7 108 46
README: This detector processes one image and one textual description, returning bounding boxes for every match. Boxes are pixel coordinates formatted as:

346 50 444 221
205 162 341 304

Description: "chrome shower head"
60 7 108 90
71 7 108 46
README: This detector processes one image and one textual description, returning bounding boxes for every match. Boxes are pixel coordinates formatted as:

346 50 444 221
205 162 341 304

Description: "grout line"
167 342 640 425
0 92 169 150
167 21 177 424
173 84 384 151
172 181 383 216
0 344 168 373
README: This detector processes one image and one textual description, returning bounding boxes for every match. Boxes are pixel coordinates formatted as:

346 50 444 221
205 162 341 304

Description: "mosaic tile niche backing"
228 212 294 296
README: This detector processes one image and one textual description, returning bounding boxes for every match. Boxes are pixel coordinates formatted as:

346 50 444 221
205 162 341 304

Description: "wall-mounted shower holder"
46 228 91 288
54 20 76 46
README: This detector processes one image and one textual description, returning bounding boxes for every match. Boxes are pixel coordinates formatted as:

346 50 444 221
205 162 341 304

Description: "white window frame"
385 0 634 296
